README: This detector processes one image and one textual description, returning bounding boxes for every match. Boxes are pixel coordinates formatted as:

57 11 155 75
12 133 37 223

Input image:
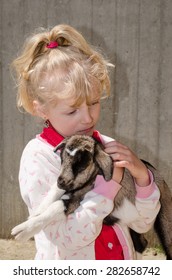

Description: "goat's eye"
72 151 91 176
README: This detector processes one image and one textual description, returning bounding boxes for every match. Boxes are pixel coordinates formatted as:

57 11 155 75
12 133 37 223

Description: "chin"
79 130 94 136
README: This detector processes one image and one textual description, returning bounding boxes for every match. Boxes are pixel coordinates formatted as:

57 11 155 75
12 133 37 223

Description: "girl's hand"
104 141 150 187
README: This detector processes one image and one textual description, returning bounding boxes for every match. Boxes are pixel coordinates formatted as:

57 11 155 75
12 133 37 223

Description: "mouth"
78 126 94 134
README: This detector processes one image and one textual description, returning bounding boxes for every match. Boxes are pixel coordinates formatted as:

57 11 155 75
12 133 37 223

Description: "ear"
94 143 113 181
33 100 47 119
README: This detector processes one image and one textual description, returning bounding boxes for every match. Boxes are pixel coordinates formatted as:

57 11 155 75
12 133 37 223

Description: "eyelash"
67 101 100 115
68 110 77 115
91 100 100 106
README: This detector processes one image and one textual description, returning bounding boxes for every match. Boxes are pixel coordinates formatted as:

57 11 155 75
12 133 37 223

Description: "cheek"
92 105 100 119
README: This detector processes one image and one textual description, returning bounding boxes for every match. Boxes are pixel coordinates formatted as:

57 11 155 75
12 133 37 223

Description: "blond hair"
12 24 113 115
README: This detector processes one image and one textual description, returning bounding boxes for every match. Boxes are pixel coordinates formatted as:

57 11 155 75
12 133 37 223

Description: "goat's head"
54 135 113 192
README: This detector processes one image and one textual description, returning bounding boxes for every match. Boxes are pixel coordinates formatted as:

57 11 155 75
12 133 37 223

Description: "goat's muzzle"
58 176 74 190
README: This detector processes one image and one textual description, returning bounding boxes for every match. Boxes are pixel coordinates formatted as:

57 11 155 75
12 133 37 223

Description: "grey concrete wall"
0 0 172 243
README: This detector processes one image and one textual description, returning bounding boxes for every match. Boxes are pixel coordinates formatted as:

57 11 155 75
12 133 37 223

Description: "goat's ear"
94 143 113 181
54 141 66 153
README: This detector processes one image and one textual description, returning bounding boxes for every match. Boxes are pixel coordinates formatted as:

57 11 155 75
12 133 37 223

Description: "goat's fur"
11 135 172 259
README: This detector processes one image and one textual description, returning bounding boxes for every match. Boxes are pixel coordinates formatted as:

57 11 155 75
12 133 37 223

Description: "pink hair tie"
46 41 59 49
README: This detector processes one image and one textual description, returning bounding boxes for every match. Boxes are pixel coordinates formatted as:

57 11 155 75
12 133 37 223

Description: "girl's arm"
114 170 161 233
48 175 121 249
103 138 161 233
130 170 160 233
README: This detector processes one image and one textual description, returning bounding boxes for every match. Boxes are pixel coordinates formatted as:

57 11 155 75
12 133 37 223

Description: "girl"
12 24 160 260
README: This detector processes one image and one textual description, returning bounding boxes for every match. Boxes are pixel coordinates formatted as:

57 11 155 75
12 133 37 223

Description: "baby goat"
12 135 172 259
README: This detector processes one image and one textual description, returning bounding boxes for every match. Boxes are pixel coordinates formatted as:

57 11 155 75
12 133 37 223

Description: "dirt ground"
0 239 166 260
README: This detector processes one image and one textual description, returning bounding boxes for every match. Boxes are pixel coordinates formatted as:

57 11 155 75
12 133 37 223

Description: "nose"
58 175 73 189
80 106 93 124
58 176 65 188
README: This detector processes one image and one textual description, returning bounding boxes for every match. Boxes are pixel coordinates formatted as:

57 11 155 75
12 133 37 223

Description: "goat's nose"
58 175 73 190
58 176 65 187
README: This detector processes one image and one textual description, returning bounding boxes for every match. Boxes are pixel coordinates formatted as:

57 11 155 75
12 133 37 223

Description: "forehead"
70 83 101 108
55 90 101 110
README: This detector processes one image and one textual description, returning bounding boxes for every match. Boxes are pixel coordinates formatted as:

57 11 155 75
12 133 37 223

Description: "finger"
105 141 127 149
108 150 133 163
105 148 130 158
114 160 130 168
105 144 130 155
110 153 123 161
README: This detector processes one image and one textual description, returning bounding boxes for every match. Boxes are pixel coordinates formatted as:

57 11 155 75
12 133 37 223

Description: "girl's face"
37 91 101 137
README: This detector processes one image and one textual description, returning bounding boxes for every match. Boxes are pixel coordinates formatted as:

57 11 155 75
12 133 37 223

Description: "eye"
90 100 100 106
67 110 77 115
72 151 92 176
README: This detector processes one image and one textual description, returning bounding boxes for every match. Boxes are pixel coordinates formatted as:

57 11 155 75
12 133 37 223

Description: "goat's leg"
11 200 65 241
142 161 172 260
154 182 172 260
129 229 148 253
29 182 65 218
